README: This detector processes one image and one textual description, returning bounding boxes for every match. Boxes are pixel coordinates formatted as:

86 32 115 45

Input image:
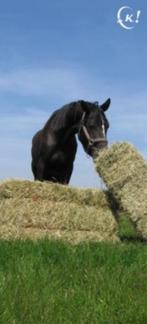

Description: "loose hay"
95 142 147 240
0 179 119 243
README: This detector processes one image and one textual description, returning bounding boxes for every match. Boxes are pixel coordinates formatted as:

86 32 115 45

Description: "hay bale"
95 143 147 240
0 179 119 243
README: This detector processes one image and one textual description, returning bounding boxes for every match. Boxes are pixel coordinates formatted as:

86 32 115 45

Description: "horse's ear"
101 98 111 112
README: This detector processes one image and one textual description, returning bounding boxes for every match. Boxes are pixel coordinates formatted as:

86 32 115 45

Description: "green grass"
0 217 147 324
118 214 140 240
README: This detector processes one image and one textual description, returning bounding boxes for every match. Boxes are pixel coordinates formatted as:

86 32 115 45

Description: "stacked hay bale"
0 179 119 243
95 143 147 240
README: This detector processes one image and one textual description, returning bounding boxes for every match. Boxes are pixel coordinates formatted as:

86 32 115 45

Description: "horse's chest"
51 151 67 164
45 136 77 169
49 149 75 168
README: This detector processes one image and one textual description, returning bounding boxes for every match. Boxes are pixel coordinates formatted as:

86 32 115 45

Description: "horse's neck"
65 102 83 132
44 102 83 141
56 102 83 143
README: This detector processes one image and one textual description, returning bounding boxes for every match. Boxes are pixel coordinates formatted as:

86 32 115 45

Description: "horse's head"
78 98 111 157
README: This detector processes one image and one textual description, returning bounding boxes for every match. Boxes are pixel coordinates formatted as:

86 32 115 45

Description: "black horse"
31 99 111 184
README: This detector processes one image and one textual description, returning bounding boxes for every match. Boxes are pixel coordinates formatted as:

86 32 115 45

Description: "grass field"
0 216 147 324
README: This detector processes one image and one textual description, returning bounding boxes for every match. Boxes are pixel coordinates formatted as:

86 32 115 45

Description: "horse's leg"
35 158 45 181
31 161 38 180
64 164 74 184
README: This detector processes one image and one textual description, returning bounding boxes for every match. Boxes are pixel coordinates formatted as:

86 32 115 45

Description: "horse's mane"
43 100 101 132
43 101 79 131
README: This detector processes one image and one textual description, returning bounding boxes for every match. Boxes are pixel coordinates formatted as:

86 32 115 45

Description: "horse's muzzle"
88 139 108 156
95 139 108 149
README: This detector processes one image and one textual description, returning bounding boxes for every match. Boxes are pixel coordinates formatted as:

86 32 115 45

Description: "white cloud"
107 94 147 155
0 108 49 136
109 112 147 136
0 67 92 100
0 66 114 103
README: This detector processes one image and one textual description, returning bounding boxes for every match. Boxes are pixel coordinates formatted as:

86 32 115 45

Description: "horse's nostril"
99 145 107 150
95 140 108 151
98 140 108 146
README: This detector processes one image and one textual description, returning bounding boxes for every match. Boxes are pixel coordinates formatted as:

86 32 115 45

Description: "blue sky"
0 0 146 187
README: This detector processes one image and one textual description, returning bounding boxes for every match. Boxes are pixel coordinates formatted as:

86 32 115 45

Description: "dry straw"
0 179 119 243
95 142 147 240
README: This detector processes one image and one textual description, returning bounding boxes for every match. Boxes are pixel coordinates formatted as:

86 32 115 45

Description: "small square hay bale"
94 142 147 240
0 179 119 243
